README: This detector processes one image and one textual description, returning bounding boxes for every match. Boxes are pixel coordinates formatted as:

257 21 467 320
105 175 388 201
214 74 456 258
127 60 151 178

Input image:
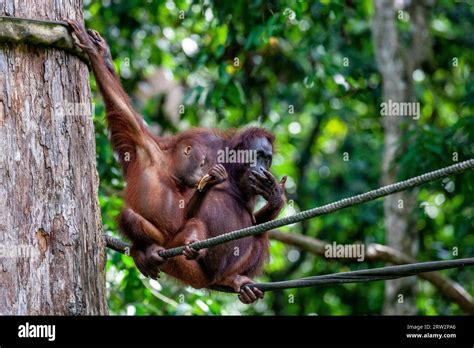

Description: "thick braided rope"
159 159 474 258
104 234 130 254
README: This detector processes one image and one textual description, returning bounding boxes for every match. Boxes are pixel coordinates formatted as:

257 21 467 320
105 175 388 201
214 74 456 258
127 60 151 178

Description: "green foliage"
86 0 474 315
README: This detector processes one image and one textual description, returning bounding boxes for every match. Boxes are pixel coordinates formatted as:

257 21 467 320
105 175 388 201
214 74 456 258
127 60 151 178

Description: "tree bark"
372 0 432 314
0 1 107 315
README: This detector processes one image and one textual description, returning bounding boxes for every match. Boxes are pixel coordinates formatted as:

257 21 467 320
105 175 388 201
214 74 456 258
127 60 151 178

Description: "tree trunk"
0 1 108 315
372 0 432 314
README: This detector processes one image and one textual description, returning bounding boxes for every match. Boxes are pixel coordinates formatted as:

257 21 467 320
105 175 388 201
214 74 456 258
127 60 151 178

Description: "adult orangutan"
68 21 286 303
67 20 227 276
160 128 287 303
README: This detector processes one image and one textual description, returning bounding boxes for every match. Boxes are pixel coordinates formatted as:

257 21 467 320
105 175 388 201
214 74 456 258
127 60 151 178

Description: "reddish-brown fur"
161 128 286 302
69 22 286 302
67 21 227 263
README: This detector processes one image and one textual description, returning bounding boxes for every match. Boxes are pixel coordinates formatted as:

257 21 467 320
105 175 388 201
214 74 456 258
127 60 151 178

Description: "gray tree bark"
0 0 108 314
372 0 432 314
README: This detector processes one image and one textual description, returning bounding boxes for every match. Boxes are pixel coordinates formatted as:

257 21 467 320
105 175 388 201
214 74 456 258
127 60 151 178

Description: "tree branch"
269 230 474 314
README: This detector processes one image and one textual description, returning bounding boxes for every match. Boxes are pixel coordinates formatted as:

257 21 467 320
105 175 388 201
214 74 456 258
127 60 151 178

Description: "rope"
245 258 474 292
158 159 474 258
104 232 474 293
205 258 474 293
104 235 130 254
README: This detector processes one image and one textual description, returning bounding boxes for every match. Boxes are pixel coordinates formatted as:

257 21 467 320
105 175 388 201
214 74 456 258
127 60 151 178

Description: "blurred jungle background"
85 0 474 315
